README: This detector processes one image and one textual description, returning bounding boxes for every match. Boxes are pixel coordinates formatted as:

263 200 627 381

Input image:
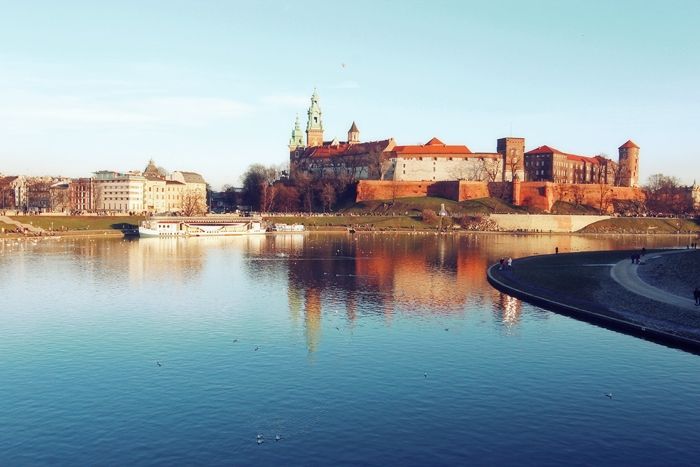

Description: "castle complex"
289 90 644 211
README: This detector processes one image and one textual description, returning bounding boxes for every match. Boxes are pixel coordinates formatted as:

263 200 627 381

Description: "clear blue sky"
1 0 698 189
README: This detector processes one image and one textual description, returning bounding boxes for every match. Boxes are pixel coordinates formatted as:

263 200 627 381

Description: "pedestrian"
631 254 635 264
499 258 504 270
507 257 513 269
555 247 559 254
641 247 646 257
694 287 700 306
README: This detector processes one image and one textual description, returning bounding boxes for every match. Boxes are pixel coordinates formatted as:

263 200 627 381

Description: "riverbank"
487 249 700 351
1 213 699 238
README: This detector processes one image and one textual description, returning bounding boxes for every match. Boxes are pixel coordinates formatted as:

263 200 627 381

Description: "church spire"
348 121 360 144
306 88 323 147
289 114 304 150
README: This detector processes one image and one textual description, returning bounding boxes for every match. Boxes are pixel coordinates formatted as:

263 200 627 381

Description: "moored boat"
138 215 266 237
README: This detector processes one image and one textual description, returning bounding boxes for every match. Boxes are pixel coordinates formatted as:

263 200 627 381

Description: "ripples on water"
1 233 699 466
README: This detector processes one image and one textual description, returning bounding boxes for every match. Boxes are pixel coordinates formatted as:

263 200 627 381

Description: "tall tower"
618 140 640 187
497 137 525 182
306 88 323 147
347 121 360 144
288 115 304 151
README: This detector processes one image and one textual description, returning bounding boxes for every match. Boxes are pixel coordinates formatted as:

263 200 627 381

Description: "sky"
0 0 698 189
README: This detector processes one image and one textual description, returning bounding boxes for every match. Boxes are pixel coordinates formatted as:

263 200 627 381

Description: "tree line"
239 163 357 213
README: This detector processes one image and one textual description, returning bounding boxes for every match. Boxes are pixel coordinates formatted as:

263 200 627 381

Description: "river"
1 233 699 466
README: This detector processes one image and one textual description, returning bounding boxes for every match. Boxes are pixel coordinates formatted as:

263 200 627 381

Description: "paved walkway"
610 250 697 311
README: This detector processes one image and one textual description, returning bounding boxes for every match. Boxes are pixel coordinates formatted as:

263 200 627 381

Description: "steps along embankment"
0 216 45 234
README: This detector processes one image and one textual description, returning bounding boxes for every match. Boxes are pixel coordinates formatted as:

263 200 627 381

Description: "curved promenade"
487 249 700 352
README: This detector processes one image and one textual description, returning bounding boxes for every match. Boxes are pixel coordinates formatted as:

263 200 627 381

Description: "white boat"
138 215 266 237
273 223 306 232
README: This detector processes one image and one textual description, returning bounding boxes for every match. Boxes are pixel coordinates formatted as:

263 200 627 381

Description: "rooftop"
392 137 472 156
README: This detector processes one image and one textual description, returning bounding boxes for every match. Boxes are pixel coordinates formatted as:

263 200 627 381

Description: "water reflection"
1 232 692 356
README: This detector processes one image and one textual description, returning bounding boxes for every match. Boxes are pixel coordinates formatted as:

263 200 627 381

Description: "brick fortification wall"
356 180 643 213
356 180 510 203
513 181 644 212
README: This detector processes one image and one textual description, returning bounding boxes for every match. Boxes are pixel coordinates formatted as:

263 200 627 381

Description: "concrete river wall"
489 214 611 233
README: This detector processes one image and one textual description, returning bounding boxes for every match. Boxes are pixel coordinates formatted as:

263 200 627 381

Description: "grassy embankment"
266 197 523 230
580 218 700 234
8 216 144 232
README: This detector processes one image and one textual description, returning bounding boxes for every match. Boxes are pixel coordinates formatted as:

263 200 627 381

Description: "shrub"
421 209 438 224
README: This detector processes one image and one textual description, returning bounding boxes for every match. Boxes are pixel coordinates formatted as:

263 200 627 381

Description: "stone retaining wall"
489 214 611 232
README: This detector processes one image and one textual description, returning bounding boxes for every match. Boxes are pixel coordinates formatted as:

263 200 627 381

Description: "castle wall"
356 181 431 202
513 181 645 212
392 155 501 182
356 180 507 203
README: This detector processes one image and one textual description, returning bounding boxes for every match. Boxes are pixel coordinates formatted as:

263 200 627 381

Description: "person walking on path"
694 287 700 306
507 257 513 269
499 258 505 270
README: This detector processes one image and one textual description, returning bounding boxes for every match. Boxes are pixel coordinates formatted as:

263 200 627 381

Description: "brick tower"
497 137 525 182
618 140 640 187
306 88 323 147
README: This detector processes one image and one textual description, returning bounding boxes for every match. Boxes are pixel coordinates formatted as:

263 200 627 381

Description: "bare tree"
50 186 70 212
644 173 692 215
182 190 207 216
571 185 586 207
320 182 336 212
260 182 279 213
276 185 300 212
597 183 613 214
481 158 500 183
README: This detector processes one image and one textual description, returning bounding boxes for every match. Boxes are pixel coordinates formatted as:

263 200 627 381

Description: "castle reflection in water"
251 233 524 353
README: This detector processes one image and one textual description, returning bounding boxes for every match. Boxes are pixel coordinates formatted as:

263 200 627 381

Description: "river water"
1 233 699 466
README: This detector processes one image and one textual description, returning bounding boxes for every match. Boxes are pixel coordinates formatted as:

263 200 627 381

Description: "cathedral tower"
618 140 640 187
288 115 304 151
348 121 360 144
306 88 324 147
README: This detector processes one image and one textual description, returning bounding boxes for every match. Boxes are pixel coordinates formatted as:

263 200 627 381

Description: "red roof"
525 145 605 164
525 145 561 155
301 139 394 159
0 176 19 186
392 137 472 156
619 140 639 149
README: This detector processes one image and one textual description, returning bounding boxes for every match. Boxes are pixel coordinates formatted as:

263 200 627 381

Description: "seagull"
335 326 340 331
156 361 162 367
257 438 264 445
424 372 428 378
444 328 449 331
254 346 260 351
256 434 264 440
275 434 282 442
605 393 613 399
233 339 238 343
